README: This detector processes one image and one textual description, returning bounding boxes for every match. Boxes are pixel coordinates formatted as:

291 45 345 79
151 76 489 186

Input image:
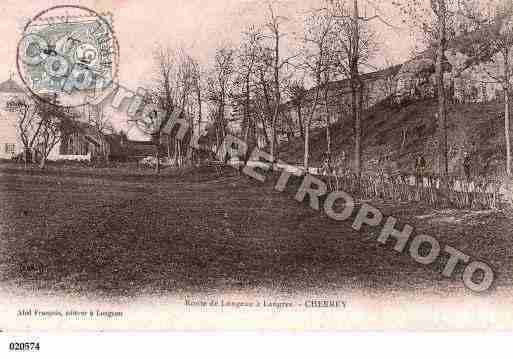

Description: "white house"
0 78 27 159
0 77 112 162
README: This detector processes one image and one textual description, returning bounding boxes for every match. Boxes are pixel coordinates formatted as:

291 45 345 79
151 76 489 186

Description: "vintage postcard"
1 0 513 333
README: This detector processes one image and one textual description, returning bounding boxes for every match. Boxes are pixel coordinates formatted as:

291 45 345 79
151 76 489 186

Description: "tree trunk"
304 121 310 173
326 117 331 155
258 113 270 148
435 0 448 176
324 81 331 155
504 49 511 177
155 140 160 174
24 146 29 168
297 105 304 139
352 0 362 177
304 84 322 173
197 83 203 129
244 76 251 146
258 70 273 149
351 81 361 176
356 84 363 176
186 138 194 166
271 105 278 160
39 154 46 170
102 137 110 163
271 28 280 161
178 140 182 167
505 86 511 176
215 127 219 154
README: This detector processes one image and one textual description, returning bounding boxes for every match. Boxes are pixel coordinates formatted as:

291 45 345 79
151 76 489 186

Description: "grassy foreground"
0 162 512 298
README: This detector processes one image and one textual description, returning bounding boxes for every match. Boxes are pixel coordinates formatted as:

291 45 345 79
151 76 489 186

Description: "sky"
0 0 421 139
1 0 417 86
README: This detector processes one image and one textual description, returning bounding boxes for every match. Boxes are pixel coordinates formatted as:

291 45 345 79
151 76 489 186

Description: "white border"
1 332 511 359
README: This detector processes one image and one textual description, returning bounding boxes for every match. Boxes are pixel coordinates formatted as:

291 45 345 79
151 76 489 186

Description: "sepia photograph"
1 0 513 335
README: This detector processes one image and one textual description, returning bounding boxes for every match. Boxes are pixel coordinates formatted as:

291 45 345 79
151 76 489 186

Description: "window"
4 143 15 154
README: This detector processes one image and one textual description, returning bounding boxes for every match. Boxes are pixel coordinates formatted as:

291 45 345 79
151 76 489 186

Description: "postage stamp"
16 5 119 107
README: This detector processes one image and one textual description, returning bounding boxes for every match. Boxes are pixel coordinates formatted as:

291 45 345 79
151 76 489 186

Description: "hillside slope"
279 99 507 177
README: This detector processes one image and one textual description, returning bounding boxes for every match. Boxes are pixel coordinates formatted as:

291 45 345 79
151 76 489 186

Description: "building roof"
319 64 404 94
286 64 404 105
0 79 25 94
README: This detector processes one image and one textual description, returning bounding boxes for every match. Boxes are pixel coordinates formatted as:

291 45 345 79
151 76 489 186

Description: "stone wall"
395 48 507 104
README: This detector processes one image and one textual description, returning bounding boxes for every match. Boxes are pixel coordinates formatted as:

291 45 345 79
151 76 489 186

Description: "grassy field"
1 162 512 299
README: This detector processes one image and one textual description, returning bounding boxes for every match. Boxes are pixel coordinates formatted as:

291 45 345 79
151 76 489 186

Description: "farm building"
0 77 121 162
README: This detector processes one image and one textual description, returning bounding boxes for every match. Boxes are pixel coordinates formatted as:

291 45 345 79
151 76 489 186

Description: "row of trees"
10 0 513 180
398 0 513 177
145 0 379 175
146 0 513 179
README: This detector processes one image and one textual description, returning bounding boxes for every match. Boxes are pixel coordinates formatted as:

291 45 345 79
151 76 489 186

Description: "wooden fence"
324 172 505 210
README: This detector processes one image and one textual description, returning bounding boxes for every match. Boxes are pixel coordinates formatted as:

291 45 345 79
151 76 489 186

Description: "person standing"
321 151 332 176
415 154 426 186
463 152 472 181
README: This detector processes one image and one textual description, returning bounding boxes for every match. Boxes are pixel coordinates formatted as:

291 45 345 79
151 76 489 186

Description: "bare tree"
6 94 75 169
206 44 236 155
37 96 77 169
252 47 275 150
190 57 204 164
396 0 484 176
36 114 65 169
263 1 296 160
88 104 114 162
322 64 335 156
149 45 177 173
175 48 198 165
284 79 308 140
479 2 513 175
433 0 450 176
6 96 41 166
236 26 263 153
301 8 337 171
326 0 377 177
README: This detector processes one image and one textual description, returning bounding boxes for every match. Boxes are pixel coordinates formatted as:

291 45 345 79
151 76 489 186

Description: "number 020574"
9 342 40 351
